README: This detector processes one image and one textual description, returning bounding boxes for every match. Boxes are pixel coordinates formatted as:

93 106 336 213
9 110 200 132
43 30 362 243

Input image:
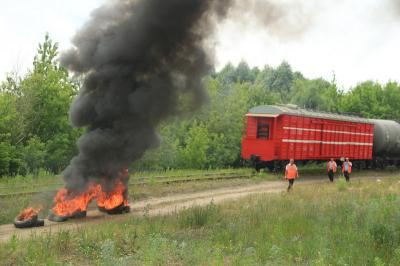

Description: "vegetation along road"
1 170 400 264
1 170 398 244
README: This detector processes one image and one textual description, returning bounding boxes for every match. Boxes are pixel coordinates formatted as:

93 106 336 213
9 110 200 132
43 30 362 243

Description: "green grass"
2 174 400 265
0 168 274 225
0 168 256 191
0 167 398 225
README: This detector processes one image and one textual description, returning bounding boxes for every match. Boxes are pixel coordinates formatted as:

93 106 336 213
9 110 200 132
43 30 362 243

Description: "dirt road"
0 178 330 243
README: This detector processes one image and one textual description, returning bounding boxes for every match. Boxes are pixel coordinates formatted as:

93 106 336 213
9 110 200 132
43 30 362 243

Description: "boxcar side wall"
241 114 374 164
279 114 374 161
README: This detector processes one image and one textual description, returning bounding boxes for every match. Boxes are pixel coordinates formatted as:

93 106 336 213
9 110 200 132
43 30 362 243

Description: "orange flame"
97 179 128 210
18 206 42 221
52 185 101 216
51 169 129 216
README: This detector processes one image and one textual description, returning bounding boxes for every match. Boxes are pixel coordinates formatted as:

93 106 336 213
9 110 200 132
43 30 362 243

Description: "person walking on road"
342 157 352 182
327 158 337 182
285 159 299 192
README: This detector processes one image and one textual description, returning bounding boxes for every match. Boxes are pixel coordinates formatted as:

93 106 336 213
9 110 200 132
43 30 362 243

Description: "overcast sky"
0 0 399 90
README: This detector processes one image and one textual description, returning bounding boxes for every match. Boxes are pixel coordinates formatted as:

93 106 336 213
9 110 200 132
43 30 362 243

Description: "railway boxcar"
242 105 375 171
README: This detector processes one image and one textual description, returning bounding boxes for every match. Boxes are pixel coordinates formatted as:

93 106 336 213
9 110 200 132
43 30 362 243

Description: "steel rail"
0 172 240 190
0 174 252 198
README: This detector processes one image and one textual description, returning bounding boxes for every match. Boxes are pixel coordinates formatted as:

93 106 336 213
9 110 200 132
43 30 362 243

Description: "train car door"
257 118 272 140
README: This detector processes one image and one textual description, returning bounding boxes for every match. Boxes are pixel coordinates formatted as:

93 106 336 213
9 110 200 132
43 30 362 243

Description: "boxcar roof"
247 105 373 124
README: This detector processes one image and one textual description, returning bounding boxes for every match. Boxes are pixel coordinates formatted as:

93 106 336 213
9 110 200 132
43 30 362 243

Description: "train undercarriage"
250 156 400 173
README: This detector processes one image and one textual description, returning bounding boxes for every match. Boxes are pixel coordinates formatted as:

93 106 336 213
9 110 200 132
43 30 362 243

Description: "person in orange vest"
285 159 299 191
342 157 352 182
327 158 337 182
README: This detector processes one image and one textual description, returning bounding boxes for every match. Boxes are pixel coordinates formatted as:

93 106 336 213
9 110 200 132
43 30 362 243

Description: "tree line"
1 35 399 176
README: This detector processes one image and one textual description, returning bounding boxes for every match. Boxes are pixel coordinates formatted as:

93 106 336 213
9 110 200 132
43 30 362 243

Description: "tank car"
369 119 400 167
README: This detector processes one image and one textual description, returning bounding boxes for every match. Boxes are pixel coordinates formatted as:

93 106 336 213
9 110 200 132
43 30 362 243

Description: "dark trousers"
328 170 334 182
287 179 295 191
344 171 350 182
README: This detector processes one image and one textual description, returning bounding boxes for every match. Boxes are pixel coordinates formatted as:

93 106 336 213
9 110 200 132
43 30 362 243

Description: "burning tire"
107 204 130 215
48 211 69 222
14 207 44 228
98 206 107 213
48 209 87 222
13 215 44 228
98 204 130 215
70 210 87 219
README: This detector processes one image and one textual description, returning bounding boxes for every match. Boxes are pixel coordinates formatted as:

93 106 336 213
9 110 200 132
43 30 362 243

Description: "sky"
0 0 399 90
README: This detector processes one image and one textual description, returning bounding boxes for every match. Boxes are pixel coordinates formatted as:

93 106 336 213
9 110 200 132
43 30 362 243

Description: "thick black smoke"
60 0 313 191
60 0 233 190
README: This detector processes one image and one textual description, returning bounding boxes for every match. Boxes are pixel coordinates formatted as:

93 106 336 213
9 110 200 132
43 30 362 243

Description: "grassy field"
0 167 398 225
1 170 400 265
0 168 272 225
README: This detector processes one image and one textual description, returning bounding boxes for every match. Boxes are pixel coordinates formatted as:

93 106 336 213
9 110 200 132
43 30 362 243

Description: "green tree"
23 136 45 177
250 66 280 106
0 142 12 176
236 61 257 83
19 34 77 141
17 34 80 173
134 121 183 170
381 82 400 119
268 61 294 98
206 81 250 167
0 81 26 175
217 63 237 85
178 122 210 169
0 89 23 144
340 81 385 118
290 78 339 111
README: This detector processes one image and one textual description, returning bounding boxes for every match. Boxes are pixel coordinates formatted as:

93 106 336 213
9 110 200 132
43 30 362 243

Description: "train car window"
257 123 269 139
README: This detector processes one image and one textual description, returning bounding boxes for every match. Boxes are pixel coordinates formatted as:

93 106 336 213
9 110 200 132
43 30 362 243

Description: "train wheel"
265 161 275 172
273 161 284 174
254 163 262 173
353 161 361 170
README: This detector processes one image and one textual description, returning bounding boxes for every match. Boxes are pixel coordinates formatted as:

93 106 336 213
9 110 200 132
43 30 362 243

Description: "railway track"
0 172 252 198
0 172 240 190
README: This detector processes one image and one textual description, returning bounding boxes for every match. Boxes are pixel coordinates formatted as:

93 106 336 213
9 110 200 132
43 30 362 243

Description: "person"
327 158 337 182
342 157 352 182
285 159 299 191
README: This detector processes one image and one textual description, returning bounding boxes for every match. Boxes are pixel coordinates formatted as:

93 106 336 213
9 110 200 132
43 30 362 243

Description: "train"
241 104 400 172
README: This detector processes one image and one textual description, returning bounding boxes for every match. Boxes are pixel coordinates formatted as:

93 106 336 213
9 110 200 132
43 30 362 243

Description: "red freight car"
242 105 374 171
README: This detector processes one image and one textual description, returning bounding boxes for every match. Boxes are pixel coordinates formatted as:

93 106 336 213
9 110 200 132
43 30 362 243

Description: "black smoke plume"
60 0 313 192
60 0 233 190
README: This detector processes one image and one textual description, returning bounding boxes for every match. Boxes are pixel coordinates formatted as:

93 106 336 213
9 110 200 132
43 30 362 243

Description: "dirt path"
0 179 327 243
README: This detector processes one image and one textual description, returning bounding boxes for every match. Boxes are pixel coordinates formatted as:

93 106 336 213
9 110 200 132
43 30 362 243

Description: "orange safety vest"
285 164 298 179
327 161 337 172
342 162 352 173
